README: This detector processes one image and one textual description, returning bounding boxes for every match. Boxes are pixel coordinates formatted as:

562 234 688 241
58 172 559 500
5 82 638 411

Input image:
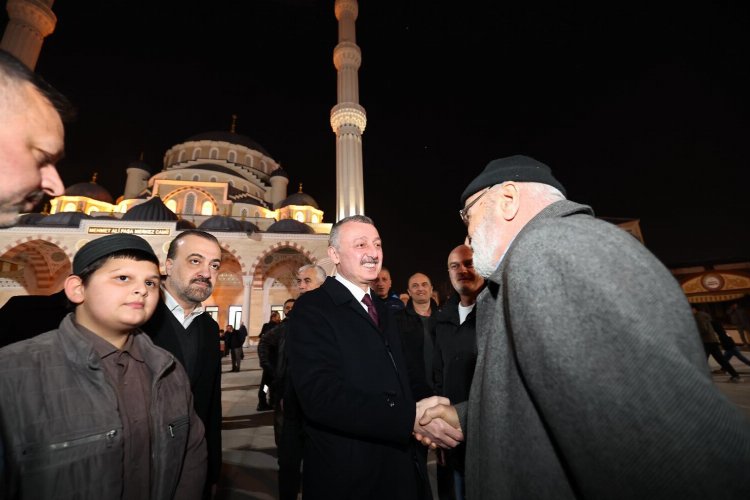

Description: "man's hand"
413 396 463 448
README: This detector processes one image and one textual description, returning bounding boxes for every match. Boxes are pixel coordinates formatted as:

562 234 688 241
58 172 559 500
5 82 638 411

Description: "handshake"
413 396 463 449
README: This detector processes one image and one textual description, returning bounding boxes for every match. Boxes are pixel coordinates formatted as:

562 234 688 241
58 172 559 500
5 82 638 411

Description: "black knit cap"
460 155 566 205
73 234 157 275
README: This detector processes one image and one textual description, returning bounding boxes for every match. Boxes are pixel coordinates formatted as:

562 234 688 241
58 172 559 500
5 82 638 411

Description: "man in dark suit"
142 230 223 499
287 215 462 500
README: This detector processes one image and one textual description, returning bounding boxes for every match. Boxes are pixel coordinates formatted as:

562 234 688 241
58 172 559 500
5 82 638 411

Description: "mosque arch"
0 238 72 295
178 150 185 163
250 242 317 289
209 148 219 159
192 148 201 160
228 151 237 163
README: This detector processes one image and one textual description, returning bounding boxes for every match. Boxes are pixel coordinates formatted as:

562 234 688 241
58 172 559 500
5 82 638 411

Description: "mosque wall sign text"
88 227 171 236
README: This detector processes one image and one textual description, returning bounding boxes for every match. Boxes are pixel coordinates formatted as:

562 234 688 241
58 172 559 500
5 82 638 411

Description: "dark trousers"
258 370 272 405
724 346 750 366
704 343 740 377
277 414 304 500
230 347 242 371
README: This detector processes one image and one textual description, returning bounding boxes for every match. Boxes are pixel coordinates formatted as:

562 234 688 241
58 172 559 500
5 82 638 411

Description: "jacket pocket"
22 429 119 456
167 415 190 438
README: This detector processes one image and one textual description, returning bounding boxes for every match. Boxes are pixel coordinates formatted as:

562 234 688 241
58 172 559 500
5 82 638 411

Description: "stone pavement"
214 347 750 499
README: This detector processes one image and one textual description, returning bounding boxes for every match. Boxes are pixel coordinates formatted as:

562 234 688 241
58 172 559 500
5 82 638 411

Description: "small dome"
266 219 315 234
122 197 178 221
176 219 197 230
38 212 93 227
279 184 318 209
15 213 47 226
64 177 114 204
186 131 272 158
198 215 256 232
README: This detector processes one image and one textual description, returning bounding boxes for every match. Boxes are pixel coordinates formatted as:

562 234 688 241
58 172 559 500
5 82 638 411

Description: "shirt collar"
335 273 373 306
162 285 205 318
73 314 141 360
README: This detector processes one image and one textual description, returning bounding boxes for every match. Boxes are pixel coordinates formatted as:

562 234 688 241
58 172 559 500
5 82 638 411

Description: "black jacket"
394 298 439 400
288 277 428 499
143 301 222 486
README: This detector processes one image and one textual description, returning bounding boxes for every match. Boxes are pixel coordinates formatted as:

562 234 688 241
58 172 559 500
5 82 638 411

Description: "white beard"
472 215 502 278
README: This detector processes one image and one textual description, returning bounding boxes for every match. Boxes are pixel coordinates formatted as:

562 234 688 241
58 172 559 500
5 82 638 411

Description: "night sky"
4 0 749 297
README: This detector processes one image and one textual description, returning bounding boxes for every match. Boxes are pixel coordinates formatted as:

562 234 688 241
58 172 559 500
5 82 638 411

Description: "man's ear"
496 182 521 221
64 275 85 305
327 245 340 265
164 258 174 277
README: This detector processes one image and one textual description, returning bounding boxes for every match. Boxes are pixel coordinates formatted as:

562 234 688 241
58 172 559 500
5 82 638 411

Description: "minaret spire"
330 0 367 221
0 0 57 69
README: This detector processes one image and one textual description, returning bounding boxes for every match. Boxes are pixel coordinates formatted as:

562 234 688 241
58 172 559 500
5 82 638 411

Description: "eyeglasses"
459 187 491 225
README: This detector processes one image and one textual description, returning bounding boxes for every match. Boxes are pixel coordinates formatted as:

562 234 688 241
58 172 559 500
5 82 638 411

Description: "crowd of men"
1 47 749 499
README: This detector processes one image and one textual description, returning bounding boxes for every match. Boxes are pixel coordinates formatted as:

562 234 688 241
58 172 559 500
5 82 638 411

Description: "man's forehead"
409 274 431 286
176 235 221 257
448 248 472 264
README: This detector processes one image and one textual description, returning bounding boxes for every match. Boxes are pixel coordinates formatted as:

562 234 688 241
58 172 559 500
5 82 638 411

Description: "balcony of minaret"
330 103 367 136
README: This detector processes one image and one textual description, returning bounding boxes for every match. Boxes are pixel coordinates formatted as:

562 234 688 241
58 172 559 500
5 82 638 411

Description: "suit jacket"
458 200 750 499
143 301 223 486
287 277 424 500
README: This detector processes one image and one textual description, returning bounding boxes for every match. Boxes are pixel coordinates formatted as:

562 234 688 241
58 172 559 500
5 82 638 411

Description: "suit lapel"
324 278 382 333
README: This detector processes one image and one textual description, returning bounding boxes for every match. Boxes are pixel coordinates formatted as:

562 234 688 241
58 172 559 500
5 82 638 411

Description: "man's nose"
40 165 64 197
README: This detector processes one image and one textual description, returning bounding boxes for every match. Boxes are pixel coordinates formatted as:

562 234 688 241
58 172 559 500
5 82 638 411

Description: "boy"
0 234 207 499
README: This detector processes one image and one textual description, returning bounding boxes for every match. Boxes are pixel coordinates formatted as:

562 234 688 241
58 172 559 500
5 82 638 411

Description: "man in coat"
143 230 223 499
287 215 461 500
419 155 750 499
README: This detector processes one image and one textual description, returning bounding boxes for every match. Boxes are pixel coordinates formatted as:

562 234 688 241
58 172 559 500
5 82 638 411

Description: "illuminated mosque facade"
0 0 369 334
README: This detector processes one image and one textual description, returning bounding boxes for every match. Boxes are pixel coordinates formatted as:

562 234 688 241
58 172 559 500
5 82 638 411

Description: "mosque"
1 0 749 336
0 0 369 335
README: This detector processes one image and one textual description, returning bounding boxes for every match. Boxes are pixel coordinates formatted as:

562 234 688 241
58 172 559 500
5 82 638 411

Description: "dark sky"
4 0 749 296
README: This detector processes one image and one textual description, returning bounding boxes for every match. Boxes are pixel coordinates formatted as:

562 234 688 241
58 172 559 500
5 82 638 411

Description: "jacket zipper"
24 429 118 455
167 415 190 438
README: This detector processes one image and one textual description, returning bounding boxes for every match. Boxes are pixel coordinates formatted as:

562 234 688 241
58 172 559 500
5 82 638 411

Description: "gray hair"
298 264 327 284
521 182 566 203
328 215 375 249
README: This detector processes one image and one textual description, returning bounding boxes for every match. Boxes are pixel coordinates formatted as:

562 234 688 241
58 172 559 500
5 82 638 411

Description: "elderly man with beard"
287 215 462 500
143 230 223 499
418 155 750 499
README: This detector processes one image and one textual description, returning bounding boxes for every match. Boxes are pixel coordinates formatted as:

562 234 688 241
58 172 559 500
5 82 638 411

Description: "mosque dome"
198 215 258 233
15 213 47 226
176 219 197 230
38 211 93 227
187 131 271 158
278 185 319 209
122 196 178 221
64 174 114 204
266 219 315 234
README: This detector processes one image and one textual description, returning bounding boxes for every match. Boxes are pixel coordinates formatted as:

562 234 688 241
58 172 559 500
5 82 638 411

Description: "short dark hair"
0 49 76 123
284 298 296 306
166 230 221 260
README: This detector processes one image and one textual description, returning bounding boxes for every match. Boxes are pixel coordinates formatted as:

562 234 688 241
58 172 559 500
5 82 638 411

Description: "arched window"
192 148 201 160
184 193 196 214
175 174 182 180
201 200 213 216
245 155 252 167
209 148 219 159
63 202 76 212
87 206 99 215
295 211 305 222
177 150 185 162
311 214 320 223
192 174 200 181
165 199 177 213
210 176 217 182
228 180 234 187
228 151 236 163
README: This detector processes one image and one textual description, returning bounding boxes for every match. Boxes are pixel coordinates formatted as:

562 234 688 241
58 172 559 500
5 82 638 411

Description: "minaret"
0 0 57 70
330 0 367 221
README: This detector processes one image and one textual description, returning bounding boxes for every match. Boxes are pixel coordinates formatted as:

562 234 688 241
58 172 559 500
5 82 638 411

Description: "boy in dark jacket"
0 233 206 499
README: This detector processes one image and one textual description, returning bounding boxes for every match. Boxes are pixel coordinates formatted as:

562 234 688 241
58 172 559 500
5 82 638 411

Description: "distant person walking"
728 303 750 347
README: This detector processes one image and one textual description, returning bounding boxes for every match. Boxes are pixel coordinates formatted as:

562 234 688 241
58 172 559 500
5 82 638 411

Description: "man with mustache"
286 215 462 500
144 230 223 499
0 49 67 227
419 155 750 499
